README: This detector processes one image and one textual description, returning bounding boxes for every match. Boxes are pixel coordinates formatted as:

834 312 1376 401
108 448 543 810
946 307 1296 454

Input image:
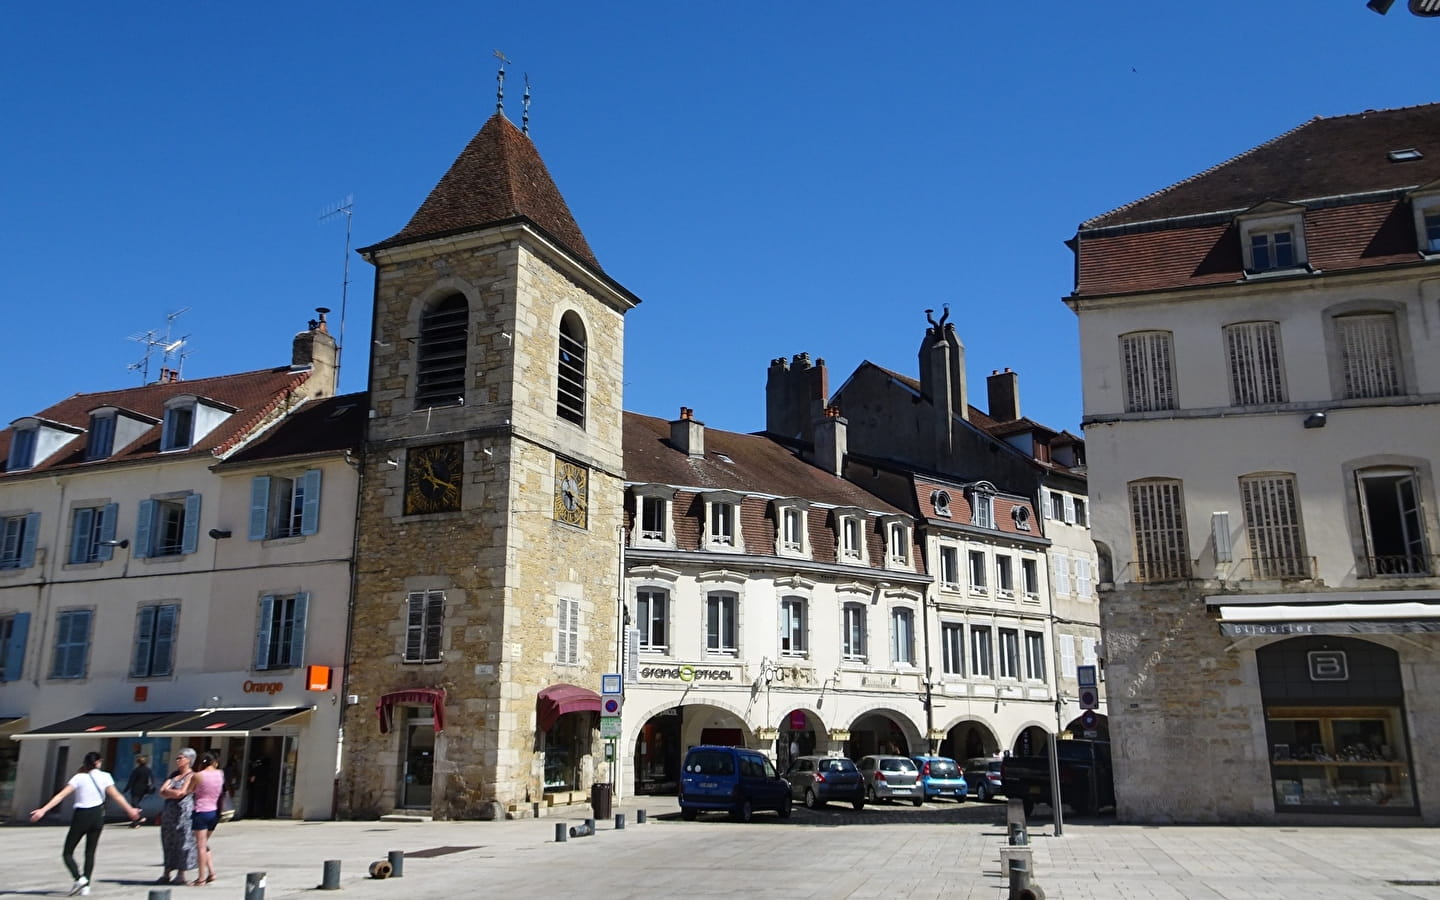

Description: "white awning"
1214 600 1440 636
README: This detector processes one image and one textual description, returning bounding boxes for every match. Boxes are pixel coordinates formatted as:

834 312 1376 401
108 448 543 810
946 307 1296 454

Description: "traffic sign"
600 717 622 739
1078 687 1099 710
1080 709 1098 730
601 673 622 695
601 696 623 716
1077 664 1097 688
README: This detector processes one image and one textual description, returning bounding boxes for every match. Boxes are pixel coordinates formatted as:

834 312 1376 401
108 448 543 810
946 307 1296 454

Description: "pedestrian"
29 750 142 897
189 752 225 885
157 748 198 885
124 754 154 828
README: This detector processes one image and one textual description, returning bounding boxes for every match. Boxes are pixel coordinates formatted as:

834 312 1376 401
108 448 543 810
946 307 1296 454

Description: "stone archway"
938 719 1000 762
847 709 923 759
1011 724 1051 758
773 706 828 772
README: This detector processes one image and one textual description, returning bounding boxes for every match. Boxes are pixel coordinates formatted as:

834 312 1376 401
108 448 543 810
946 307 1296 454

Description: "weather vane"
522 73 532 135
494 49 511 114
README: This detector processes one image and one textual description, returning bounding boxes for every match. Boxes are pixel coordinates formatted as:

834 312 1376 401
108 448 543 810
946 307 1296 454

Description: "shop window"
1267 709 1415 811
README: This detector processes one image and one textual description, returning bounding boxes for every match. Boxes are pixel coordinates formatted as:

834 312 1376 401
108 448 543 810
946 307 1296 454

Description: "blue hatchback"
910 755 968 802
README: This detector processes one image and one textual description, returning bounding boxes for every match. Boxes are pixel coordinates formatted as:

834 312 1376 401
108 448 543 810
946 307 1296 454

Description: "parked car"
965 757 1004 801
678 745 793 822
910 755 967 802
859 755 924 805
785 755 866 810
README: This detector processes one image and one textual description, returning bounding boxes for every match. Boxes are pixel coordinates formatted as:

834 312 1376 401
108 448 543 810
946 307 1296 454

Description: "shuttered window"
1337 314 1402 399
1120 331 1176 412
557 597 581 664
132 603 178 677
404 590 445 663
1128 479 1191 582
556 311 587 427
255 593 308 670
415 294 468 409
1240 473 1308 578
1225 321 1287 406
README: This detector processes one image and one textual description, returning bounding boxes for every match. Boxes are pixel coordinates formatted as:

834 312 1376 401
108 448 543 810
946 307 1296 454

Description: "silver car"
858 754 924 805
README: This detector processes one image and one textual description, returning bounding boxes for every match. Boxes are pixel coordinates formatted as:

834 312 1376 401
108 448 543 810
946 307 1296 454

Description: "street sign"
1078 687 1099 711
601 673 622 695
601 696 622 716
1080 709 1098 730
1077 664 1098 688
600 717 622 739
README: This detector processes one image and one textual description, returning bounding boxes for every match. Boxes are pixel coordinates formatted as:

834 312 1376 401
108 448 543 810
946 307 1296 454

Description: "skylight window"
1388 148 1423 163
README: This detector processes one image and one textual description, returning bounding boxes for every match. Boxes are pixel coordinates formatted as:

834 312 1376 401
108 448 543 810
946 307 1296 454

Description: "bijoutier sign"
637 665 737 682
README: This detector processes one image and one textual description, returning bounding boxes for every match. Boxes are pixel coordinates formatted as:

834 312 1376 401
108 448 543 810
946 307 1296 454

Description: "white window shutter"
1041 489 1052 519
249 476 271 541
1212 512 1233 564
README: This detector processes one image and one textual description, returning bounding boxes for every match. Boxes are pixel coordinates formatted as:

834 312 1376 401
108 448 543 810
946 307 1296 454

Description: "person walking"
157 748 198 885
29 750 142 896
124 754 154 828
189 753 225 885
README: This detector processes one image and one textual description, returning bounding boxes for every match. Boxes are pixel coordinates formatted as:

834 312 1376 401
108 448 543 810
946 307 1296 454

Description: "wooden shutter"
1128 480 1190 581
1338 314 1401 399
2 612 30 682
1241 474 1305 578
135 500 156 558
288 593 309 667
180 494 202 555
153 605 177 676
1120 331 1176 412
299 469 322 536
97 504 118 561
255 595 274 670
249 477 271 540
70 508 94 564
132 606 157 677
1225 321 1286 406
18 513 39 569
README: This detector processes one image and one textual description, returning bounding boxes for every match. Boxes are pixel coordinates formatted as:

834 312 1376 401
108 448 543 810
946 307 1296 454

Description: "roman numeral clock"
404 442 463 515
553 458 588 528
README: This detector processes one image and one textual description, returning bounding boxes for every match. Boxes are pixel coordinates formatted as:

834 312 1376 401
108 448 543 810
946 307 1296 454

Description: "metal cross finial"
522 73 531 135
494 49 511 114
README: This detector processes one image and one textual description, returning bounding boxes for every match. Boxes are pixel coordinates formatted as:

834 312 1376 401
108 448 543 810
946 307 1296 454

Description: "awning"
0 716 26 736
1216 600 1440 636
145 707 313 737
536 683 601 732
12 710 203 741
376 688 445 735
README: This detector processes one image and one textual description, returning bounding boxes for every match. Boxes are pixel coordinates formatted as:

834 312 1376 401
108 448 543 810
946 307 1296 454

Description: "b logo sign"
1307 650 1349 681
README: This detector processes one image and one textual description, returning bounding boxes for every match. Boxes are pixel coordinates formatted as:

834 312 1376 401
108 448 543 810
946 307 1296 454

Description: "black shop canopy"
12 707 312 741
145 707 313 737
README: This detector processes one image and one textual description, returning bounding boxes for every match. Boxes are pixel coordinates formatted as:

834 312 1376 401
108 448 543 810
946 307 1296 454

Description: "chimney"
293 307 339 399
987 368 1020 422
813 405 848 477
157 367 180 384
765 353 828 443
670 406 705 459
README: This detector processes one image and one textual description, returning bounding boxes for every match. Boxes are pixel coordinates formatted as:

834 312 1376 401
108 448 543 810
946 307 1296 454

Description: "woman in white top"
30 751 141 897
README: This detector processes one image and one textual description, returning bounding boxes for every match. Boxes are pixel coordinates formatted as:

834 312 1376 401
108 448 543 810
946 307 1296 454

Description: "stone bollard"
245 872 266 900
368 860 393 879
555 822 567 842
637 808 647 824
1006 797 1026 827
532 802 541 819
1007 856 1046 900
149 890 172 900
615 812 626 830
1008 821 1029 845
387 850 405 878
320 860 341 890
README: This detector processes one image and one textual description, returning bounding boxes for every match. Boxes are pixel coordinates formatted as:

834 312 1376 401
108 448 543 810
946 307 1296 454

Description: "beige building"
1067 102 1440 823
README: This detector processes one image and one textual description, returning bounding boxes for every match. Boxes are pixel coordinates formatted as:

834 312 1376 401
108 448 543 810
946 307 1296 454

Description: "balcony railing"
1129 557 1193 584
1364 554 1435 578
1241 556 1316 580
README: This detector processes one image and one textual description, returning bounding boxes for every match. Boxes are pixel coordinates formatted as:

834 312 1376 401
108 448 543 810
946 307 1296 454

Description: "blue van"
679 745 793 822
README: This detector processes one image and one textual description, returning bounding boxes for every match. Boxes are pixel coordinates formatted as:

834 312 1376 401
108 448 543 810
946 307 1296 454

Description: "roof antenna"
319 194 355 383
126 307 191 384
522 73 531 135
494 49 511 115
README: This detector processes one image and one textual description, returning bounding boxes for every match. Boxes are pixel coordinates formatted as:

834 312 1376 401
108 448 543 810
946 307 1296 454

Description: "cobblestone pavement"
5 797 1440 899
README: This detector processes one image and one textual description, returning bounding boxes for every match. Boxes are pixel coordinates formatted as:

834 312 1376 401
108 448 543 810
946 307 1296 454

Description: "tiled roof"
364 113 599 270
912 477 1038 539
222 392 367 464
0 367 314 476
1084 103 1440 228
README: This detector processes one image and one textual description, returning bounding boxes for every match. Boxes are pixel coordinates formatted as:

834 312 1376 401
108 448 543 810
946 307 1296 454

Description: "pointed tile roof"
365 113 600 269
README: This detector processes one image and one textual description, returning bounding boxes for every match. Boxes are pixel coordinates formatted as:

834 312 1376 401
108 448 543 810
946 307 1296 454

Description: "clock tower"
340 111 639 818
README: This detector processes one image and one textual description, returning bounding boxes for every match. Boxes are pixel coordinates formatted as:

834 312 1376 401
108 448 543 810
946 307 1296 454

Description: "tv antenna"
126 307 192 383
319 194 354 382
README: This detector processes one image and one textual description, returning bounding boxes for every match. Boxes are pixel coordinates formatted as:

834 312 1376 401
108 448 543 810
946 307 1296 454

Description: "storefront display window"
1266 706 1415 811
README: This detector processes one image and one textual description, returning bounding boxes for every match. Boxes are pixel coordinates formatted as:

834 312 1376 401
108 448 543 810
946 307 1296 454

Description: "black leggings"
62 806 105 881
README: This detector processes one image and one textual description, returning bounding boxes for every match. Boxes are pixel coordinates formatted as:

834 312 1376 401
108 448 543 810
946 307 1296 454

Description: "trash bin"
591 782 613 819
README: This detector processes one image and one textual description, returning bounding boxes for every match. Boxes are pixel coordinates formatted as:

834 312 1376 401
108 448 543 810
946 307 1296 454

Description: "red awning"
536 683 601 732
376 688 446 734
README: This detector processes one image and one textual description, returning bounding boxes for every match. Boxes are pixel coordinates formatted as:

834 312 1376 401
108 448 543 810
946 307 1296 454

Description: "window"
1075 558 1093 598
705 592 737 654
1052 553 1071 594
1128 479 1191 582
1356 468 1430 576
1072 498 1088 527
1249 229 1295 271
968 550 987 593
0 512 40 570
1225 321 1287 406
85 413 116 460
971 489 995 529
1024 631 1046 681
1021 558 1039 598
404 590 445 663
131 603 178 677
703 494 743 550
970 625 993 678
939 546 960 590
50 609 92 679
160 404 194 451
415 293 468 409
7 427 37 470
998 628 1021 679
1336 313 1403 399
780 596 806 656
135 495 201 558
248 471 322 540
839 514 864 562
557 596 580 664
635 589 668 652
842 603 867 661
639 495 669 543
996 555 1014 597
890 607 915 666
1240 473 1308 578
1013 505 1032 531
556 310 587 427
1 612 31 682
1425 210 1440 253
1060 634 1077 678
782 508 802 550
1050 492 1066 520
774 501 809 556
255 593 308 670
931 490 951 517
887 521 909 565
941 622 964 676
69 504 119 564
1120 331 1176 413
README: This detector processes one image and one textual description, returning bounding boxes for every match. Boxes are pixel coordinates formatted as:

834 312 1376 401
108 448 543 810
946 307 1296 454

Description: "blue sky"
3 3 1434 437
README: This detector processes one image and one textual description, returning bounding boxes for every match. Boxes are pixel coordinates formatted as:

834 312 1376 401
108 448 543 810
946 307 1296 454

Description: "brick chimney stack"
293 307 339 399
765 353 829 443
987 368 1020 422
813 404 848 477
670 406 705 459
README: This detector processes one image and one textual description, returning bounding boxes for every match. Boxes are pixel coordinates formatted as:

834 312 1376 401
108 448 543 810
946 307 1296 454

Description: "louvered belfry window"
415 294 468 409
557 311 587 427
1120 331 1176 412
1128 479 1191 582
1337 313 1402 399
1225 321 1287 406
1240 473 1308 578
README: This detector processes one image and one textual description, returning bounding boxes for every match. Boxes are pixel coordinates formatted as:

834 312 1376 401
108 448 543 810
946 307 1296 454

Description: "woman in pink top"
189 754 225 885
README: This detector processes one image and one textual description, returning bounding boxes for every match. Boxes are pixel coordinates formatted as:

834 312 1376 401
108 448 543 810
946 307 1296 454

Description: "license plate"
1029 786 1042 795
700 782 717 789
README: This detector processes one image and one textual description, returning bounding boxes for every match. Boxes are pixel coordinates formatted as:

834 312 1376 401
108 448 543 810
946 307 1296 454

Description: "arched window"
415 294 468 410
557 311 587 426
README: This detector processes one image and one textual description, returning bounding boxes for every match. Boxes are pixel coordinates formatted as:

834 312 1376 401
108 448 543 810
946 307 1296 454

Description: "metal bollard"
149 890 172 900
320 859 341 890
387 850 404 878
637 808 647 824
532 801 541 818
245 872 266 900
569 821 594 838
368 860 393 879
1008 856 1048 900
615 812 626 830
555 822 567 842
1008 821 1029 845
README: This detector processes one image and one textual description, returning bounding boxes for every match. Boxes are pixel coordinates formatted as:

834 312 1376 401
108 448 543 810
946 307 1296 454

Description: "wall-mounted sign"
243 680 285 695
637 665 736 682
1307 650 1349 682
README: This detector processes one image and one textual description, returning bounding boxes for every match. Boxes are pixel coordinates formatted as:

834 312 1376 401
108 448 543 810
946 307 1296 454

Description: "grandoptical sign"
636 665 738 683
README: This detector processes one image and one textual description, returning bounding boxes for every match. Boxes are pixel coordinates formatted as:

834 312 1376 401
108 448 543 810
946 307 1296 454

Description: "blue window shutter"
288 592 309 667
19 512 39 569
181 494 202 555
135 500 156 558
153 605 176 676
2 612 29 681
249 477 271 541
255 595 274 670
97 504 118 561
70 508 94 564
132 606 156 677
299 470 322 536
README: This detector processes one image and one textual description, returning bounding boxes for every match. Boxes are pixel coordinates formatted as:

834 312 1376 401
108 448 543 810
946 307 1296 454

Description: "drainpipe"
920 583 936 754
335 446 365 819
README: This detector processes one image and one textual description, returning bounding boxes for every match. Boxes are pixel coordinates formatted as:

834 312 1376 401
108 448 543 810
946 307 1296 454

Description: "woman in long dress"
157 748 197 885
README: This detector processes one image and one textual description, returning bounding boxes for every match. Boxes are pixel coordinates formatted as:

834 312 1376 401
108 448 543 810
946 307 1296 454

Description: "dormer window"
833 507 867 564
631 485 674 548
6 417 82 471
967 482 997 529
161 403 194 451
1249 229 1295 271
1237 202 1307 275
701 491 745 552
931 490 952 517
773 499 810 558
1409 186 1440 256
879 515 912 568
7 427 37 471
160 396 233 452
86 413 116 461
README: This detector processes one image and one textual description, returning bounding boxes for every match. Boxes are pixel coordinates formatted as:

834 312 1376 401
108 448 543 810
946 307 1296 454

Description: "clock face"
404 442 464 515
553 458 589 528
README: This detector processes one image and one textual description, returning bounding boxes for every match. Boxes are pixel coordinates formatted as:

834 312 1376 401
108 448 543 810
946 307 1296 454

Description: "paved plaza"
4 797 1440 899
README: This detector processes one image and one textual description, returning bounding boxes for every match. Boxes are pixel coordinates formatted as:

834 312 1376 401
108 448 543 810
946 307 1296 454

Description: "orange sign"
305 664 332 692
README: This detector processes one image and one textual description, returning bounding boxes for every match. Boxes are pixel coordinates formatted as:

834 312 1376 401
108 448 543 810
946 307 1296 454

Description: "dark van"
678 745 793 822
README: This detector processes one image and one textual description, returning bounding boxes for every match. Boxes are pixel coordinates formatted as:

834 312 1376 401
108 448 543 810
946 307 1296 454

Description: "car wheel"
866 785 877 803
681 807 697 821
777 796 792 820
954 793 966 805
852 798 865 811
912 797 924 807
805 789 821 810
978 783 991 802
731 799 753 823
